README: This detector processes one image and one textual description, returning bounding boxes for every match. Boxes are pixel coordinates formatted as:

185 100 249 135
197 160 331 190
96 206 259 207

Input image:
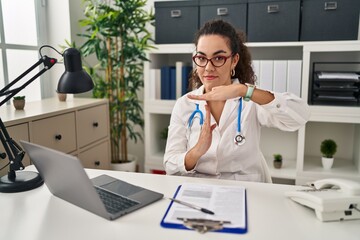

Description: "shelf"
145 100 175 114
266 159 297 180
144 40 360 184
149 44 195 54
303 156 360 178
309 106 360 123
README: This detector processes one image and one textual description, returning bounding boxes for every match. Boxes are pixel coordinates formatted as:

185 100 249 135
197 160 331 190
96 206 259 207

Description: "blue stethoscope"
188 98 245 146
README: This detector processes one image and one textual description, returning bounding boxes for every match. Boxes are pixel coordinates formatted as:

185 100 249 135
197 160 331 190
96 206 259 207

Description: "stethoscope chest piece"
234 133 245 146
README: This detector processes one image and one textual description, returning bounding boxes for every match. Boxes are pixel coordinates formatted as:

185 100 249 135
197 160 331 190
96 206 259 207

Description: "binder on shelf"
175 62 183 99
161 66 175 100
259 60 273 91
287 60 302 97
161 183 248 234
182 66 192 95
176 62 192 98
252 60 260 86
169 67 176 100
273 61 287 93
149 69 161 100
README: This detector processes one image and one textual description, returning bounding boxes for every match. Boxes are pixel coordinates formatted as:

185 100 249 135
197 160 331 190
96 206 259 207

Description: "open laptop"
20 140 163 220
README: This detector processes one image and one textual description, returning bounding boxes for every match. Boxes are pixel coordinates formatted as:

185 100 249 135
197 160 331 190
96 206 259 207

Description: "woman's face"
195 34 239 93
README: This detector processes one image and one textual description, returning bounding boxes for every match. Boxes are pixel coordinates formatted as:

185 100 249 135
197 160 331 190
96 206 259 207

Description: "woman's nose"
205 60 215 71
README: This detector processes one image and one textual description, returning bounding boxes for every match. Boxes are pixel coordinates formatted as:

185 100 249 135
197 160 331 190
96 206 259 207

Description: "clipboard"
160 184 248 234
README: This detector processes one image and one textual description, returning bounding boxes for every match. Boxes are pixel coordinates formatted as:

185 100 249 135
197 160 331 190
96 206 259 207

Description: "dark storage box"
155 1 199 44
199 0 247 33
247 0 301 42
300 0 360 41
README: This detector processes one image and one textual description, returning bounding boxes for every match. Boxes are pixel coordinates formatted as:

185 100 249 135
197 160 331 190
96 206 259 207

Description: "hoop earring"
231 69 235 77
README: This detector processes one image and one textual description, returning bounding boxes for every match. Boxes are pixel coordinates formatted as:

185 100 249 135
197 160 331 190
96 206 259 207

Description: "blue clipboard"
160 185 248 234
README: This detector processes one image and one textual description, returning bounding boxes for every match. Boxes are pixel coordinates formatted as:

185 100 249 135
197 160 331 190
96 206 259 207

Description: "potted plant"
320 139 337 169
77 0 154 170
273 153 283 169
13 96 25 110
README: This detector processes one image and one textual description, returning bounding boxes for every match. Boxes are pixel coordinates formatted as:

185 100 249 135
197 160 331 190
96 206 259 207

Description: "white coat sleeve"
256 92 310 131
163 98 193 175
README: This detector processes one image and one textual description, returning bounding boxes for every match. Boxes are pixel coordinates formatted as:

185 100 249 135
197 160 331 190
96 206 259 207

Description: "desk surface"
0 166 359 240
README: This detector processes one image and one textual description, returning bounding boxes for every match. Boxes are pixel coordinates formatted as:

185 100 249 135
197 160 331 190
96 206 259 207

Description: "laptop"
20 140 164 220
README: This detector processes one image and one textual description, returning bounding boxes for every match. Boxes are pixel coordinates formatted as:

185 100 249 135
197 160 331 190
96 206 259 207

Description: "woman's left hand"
187 84 245 101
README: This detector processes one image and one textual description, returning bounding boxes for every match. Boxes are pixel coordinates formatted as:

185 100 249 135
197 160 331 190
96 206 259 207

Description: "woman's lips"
203 75 217 80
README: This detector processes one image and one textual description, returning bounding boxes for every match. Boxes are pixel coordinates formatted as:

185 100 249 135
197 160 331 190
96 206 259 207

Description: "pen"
169 197 215 215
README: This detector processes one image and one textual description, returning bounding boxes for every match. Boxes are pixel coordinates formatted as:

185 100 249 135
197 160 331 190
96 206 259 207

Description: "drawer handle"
55 134 62 140
267 5 279 13
93 122 99 127
94 161 100 166
324 2 337 10
217 8 228 16
170 10 181 18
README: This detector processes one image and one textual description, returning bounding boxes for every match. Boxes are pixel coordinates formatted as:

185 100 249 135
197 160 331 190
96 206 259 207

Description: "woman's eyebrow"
196 50 228 56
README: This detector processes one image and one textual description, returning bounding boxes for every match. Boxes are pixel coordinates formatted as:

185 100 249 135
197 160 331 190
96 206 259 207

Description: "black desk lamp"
0 45 94 193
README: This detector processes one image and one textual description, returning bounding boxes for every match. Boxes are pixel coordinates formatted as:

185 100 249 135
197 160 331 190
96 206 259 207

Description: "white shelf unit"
144 41 360 184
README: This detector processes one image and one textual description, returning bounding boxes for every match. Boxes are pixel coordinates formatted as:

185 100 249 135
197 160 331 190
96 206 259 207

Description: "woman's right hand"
184 105 216 170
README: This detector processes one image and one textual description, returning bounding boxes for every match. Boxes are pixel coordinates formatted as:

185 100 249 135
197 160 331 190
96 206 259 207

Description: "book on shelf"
252 60 302 97
161 63 192 100
149 68 161 100
161 66 175 100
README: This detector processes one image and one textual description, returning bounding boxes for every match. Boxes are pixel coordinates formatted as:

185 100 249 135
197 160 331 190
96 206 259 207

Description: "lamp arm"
0 56 57 106
0 55 57 180
0 119 25 179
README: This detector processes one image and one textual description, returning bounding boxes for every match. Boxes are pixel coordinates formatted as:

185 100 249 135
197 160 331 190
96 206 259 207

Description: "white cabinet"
0 98 111 177
144 41 360 184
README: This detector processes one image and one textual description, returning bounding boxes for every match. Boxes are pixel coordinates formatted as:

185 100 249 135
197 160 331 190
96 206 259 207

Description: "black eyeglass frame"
192 54 233 68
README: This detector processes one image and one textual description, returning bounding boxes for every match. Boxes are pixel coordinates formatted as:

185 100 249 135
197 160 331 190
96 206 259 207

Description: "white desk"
0 166 359 240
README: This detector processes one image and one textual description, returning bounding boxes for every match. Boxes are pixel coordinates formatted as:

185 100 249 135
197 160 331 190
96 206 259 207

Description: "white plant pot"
321 157 334 170
110 154 137 172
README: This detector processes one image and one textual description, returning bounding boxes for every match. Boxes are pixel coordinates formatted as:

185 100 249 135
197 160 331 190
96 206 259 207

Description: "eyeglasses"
192 55 233 67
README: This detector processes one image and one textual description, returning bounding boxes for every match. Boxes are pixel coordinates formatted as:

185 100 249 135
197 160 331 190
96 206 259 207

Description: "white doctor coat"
163 79 310 182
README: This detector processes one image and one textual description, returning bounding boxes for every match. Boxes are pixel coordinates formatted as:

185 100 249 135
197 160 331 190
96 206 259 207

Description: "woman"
163 19 310 182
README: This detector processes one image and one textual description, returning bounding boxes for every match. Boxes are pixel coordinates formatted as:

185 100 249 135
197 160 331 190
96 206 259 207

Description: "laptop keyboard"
95 187 140 214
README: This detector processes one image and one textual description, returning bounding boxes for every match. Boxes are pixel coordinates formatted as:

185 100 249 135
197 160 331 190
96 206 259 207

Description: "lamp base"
0 171 44 193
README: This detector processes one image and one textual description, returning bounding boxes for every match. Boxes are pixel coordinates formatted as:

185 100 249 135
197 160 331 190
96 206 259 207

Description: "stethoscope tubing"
188 98 245 145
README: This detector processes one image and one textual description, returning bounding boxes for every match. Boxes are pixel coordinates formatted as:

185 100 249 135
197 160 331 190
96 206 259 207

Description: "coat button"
276 104 281 108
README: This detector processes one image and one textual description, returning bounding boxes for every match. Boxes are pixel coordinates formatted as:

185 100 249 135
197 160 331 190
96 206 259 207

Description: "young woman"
163 19 310 182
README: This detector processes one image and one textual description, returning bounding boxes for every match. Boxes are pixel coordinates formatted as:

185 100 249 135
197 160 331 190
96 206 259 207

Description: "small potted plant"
273 154 283 169
13 96 25 110
320 139 337 169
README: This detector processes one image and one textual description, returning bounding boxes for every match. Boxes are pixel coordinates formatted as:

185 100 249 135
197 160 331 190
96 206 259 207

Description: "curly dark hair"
189 19 256 90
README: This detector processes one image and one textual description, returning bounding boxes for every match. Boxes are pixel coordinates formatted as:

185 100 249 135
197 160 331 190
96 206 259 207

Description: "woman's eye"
213 56 225 61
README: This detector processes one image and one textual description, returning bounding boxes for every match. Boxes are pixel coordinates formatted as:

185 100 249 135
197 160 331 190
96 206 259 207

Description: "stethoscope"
188 98 245 146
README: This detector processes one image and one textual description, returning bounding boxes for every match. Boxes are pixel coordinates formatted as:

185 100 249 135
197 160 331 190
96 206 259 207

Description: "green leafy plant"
13 96 25 100
273 154 282 162
320 139 337 158
77 0 154 163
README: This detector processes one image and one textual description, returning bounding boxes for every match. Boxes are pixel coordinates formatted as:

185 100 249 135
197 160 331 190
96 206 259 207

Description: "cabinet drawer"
0 123 30 177
78 141 110 169
77 104 109 148
31 113 76 153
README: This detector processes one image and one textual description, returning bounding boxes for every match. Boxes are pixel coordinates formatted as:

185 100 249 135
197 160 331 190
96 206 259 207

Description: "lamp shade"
57 48 94 93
